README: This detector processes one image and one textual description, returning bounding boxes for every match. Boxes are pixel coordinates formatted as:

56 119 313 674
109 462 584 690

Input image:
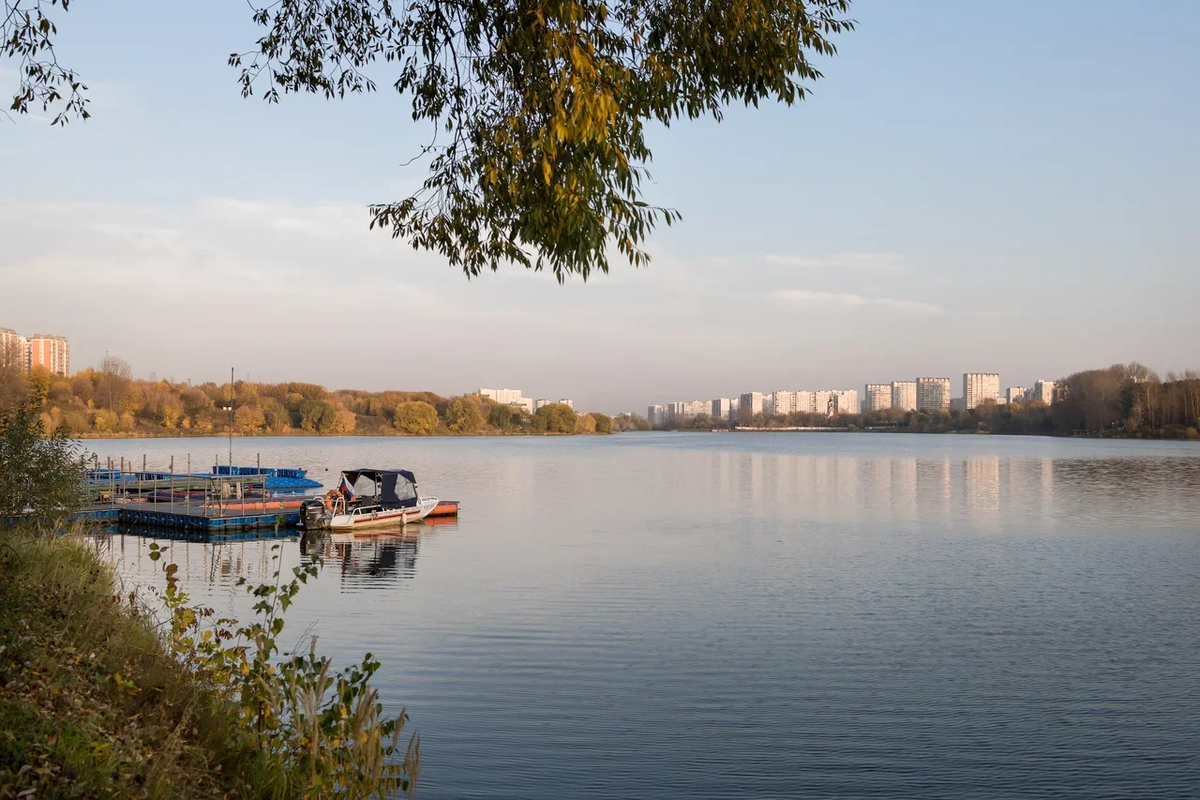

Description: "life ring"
323 489 339 513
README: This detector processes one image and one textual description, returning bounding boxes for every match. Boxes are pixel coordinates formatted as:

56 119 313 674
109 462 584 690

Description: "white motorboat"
300 468 439 531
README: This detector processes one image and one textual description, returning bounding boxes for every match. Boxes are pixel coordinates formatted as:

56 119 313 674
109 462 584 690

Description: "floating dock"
80 501 299 532
7 460 458 535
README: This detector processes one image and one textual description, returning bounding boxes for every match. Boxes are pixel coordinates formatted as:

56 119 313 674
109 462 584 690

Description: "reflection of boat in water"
300 469 439 531
302 531 422 583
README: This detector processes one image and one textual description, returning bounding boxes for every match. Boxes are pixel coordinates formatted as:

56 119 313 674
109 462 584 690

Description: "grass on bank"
0 528 418 799
0 528 252 797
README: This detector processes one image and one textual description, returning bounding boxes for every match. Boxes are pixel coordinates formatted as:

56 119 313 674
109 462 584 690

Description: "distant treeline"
0 357 612 437
651 363 1200 440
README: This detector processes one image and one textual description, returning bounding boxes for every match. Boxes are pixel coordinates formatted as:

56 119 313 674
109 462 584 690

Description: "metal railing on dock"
82 452 313 532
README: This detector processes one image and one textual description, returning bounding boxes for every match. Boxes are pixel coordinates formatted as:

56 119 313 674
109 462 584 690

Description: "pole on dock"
186 454 191 514
227 366 234 470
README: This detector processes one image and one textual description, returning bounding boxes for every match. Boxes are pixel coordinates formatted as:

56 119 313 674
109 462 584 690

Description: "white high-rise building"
534 399 554 411
475 388 534 414
711 398 733 419
917 377 952 412
1031 380 1056 404
770 391 799 416
833 389 859 414
647 405 666 425
558 399 574 410
963 373 1000 409
0 327 28 372
1006 386 1028 404
739 392 765 417
812 390 835 417
666 400 710 421
891 381 917 412
864 383 891 412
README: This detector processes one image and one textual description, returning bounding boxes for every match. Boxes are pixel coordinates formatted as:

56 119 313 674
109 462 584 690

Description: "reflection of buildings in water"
915 459 952 520
964 456 1001 519
1038 459 1055 518
888 458 918 519
1006 459 1056 525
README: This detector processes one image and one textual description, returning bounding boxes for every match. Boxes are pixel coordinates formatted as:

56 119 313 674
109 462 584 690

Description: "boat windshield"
343 470 419 508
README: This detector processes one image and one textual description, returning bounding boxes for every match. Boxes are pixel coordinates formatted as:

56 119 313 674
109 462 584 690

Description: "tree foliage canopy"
533 402 578 433
4 0 854 280
444 395 484 433
393 399 439 434
0 399 88 522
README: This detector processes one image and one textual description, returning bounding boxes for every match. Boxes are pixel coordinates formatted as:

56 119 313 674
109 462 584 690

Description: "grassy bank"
0 528 418 799
0 529 254 797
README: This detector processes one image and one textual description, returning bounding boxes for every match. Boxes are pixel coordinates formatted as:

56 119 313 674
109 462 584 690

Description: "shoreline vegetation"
0 360 612 438
1 359 1196 442
1 404 418 798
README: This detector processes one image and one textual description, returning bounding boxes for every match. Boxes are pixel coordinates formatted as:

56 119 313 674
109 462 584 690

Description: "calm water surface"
90 434 1200 799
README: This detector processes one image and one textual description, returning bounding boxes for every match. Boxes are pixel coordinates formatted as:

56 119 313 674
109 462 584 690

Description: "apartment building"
28 334 70 376
963 373 1000 409
475 387 534 414
833 389 860 414
891 380 917 412
864 383 891 412
1031 380 1056 404
0 327 28 372
916 377 952 412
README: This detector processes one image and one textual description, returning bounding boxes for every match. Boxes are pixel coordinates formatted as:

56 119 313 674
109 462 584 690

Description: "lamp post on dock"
221 366 235 468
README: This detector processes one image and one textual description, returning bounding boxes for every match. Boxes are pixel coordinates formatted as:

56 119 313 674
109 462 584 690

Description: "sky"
2 0 1198 413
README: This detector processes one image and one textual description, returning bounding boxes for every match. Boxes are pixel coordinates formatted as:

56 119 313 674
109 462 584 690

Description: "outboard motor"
300 497 332 530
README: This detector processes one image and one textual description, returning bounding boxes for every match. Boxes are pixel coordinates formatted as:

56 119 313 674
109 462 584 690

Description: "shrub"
487 403 519 431
147 542 421 799
0 401 88 524
394 401 438 435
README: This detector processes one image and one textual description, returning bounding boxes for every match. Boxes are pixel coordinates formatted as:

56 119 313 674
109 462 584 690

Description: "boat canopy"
342 469 419 507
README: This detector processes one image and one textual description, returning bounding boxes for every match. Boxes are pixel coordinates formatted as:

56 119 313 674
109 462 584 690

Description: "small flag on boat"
338 474 357 499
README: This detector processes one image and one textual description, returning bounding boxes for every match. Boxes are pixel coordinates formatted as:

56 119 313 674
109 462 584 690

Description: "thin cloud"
772 289 941 314
762 252 907 271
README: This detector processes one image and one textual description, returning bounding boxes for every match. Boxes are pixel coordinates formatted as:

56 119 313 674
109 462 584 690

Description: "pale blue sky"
2 0 1197 412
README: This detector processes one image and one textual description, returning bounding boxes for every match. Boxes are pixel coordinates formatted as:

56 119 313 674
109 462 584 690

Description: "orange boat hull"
426 500 459 518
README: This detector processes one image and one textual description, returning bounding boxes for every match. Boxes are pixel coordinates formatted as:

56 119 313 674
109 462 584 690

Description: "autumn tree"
96 354 133 412
235 404 266 434
444 396 484 433
487 403 521 431
533 402 577 434
592 412 613 434
4 0 854 280
0 335 27 413
394 400 438 435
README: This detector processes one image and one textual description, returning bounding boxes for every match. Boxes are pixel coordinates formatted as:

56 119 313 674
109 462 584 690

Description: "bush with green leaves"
148 541 420 798
0 399 88 526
